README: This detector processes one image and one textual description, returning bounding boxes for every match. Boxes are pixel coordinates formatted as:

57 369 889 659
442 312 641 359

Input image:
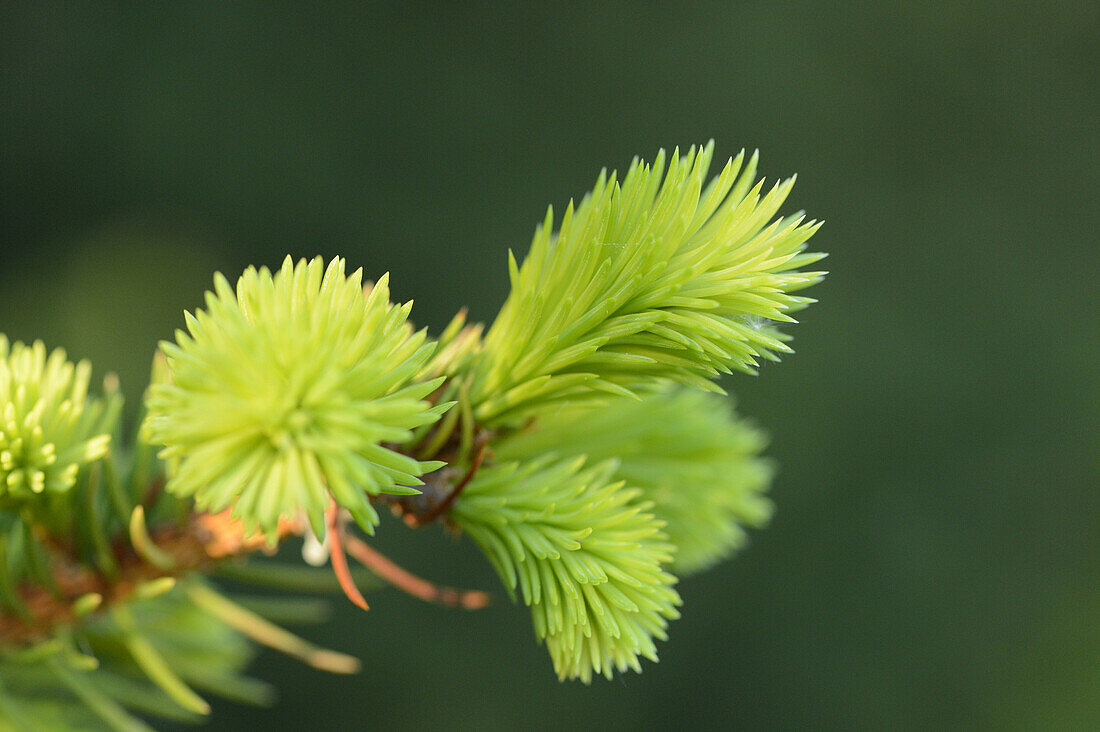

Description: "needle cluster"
0 337 117 511
143 256 450 539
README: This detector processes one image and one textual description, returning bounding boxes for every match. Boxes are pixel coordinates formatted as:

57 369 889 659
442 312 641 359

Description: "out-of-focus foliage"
0 580 263 731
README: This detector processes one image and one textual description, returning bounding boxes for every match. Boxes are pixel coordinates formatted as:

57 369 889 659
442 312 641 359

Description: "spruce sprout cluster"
0 142 825 728
498 387 774 576
142 257 449 541
0 337 119 511
469 145 822 423
450 456 681 683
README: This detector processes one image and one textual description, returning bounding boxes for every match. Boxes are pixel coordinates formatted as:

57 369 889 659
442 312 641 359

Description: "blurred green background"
2 2 1097 729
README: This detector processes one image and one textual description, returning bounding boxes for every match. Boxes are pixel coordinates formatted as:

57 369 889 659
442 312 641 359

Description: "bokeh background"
2 3 1097 729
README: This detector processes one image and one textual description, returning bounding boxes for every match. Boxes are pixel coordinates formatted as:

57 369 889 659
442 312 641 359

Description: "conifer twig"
342 534 490 610
325 502 370 611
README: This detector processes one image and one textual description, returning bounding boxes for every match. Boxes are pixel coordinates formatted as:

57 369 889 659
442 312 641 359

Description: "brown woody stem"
0 510 300 646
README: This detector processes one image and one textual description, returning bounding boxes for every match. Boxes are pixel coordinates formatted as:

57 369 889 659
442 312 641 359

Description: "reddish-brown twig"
325 502 369 612
342 534 489 610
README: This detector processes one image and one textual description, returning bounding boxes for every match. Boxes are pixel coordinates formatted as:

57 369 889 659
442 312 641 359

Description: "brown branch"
407 431 489 527
0 511 301 646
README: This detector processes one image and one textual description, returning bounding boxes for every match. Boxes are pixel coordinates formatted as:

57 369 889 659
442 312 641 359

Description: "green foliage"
0 337 120 512
450 455 681 682
143 256 450 539
498 388 774 575
467 142 825 425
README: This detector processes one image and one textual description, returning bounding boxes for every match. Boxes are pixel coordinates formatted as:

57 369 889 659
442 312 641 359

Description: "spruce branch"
1 142 827 725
